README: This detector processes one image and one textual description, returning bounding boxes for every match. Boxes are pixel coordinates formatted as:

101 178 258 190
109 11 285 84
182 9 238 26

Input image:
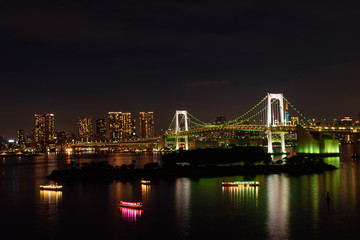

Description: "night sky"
1 0 360 139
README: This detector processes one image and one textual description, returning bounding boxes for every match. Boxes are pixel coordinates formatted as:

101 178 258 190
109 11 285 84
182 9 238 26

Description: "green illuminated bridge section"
165 125 360 137
164 125 297 137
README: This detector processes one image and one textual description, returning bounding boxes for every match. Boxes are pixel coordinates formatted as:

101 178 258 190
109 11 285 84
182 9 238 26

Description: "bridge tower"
175 110 189 150
266 93 286 154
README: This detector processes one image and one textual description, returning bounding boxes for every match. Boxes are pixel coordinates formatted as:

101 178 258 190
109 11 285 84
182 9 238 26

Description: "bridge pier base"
267 131 273 154
281 132 286 153
296 125 339 156
267 131 287 154
176 136 188 150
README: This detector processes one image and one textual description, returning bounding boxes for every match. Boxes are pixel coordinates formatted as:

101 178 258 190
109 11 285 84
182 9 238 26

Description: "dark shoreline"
47 163 337 181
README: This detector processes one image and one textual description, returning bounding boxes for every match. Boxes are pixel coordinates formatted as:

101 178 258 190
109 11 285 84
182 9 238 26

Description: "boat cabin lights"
222 181 260 186
141 180 151 184
40 184 63 191
120 201 142 206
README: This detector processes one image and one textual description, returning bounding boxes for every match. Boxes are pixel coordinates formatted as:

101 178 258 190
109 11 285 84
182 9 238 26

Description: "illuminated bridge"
162 93 360 155
70 93 360 156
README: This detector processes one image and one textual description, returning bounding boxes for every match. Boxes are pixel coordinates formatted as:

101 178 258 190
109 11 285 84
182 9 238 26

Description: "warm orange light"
40 184 63 191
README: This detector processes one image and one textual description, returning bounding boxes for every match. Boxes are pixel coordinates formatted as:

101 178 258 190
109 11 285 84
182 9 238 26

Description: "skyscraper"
139 112 154 138
17 129 25 148
215 115 226 125
56 130 68 145
77 117 92 141
131 118 137 139
95 118 107 141
35 113 55 149
108 112 132 141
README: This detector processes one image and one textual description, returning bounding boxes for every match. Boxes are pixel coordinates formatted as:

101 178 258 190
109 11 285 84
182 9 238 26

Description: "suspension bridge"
71 93 360 156
163 93 360 155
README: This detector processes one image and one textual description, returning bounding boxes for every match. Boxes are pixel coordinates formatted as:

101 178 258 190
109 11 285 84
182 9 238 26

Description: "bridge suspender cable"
165 113 176 133
167 94 309 135
187 112 209 126
185 95 270 127
219 96 268 126
283 97 313 125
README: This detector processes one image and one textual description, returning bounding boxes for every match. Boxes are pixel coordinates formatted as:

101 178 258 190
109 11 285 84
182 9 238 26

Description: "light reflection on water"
39 190 63 204
175 178 191 239
119 207 142 222
141 184 151 202
222 186 259 205
266 174 290 240
2 146 360 239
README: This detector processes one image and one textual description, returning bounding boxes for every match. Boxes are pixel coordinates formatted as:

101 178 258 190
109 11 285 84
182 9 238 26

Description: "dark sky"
1 0 360 139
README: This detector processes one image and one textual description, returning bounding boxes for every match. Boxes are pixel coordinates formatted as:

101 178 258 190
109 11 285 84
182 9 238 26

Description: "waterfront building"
25 131 33 147
108 112 132 141
139 112 154 138
34 114 55 149
340 116 352 126
77 117 92 142
131 118 137 139
215 115 226 125
95 118 107 141
212 115 235 139
291 117 299 125
17 129 25 148
56 130 68 145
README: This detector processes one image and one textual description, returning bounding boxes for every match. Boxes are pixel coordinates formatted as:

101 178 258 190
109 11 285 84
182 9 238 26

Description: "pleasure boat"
222 181 260 187
118 201 143 209
40 184 63 191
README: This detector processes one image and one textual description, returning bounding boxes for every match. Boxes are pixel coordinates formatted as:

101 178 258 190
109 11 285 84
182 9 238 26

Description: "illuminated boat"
141 179 151 185
118 201 143 209
40 184 63 191
222 181 260 187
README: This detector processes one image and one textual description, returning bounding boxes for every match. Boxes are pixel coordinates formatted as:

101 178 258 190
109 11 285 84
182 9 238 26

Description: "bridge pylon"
267 93 287 154
175 110 189 150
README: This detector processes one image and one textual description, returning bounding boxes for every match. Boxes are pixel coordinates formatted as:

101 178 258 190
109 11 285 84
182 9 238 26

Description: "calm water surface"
1 146 359 240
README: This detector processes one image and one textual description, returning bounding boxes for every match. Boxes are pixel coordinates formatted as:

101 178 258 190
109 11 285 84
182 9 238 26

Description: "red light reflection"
119 207 143 222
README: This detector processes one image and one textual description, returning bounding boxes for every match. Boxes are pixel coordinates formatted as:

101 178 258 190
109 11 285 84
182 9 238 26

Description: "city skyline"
2 1 360 138
2 99 360 140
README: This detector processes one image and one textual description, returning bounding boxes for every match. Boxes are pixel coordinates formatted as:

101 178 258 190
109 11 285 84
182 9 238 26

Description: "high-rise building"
291 117 299 125
285 102 290 122
77 117 92 141
17 129 25 148
215 115 226 125
340 117 352 126
95 118 107 141
213 115 235 138
35 114 55 149
108 112 132 141
56 130 68 145
139 112 154 138
131 119 137 139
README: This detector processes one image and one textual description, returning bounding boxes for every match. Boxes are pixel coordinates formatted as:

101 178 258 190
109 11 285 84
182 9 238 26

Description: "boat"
118 201 143 209
40 184 63 191
141 179 151 185
222 181 260 187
